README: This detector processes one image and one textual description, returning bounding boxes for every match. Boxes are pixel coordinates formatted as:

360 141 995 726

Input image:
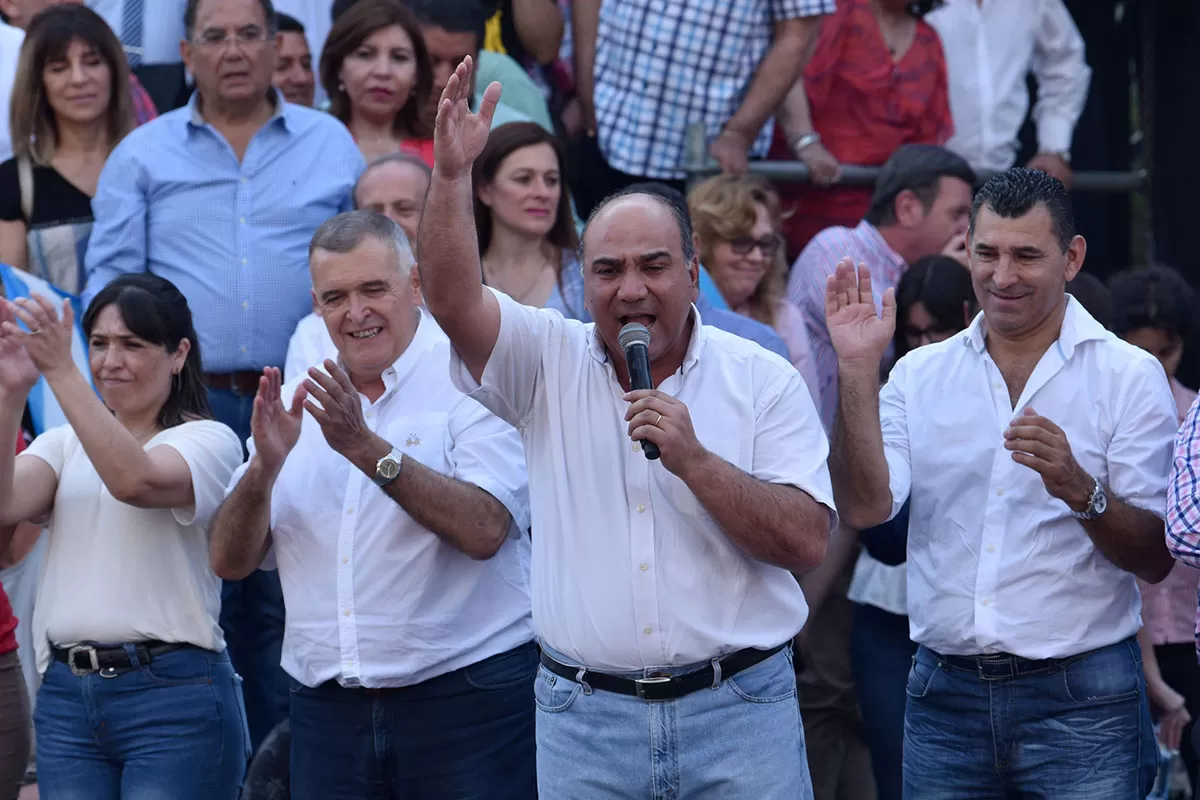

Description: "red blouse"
0 436 25 655
771 0 953 258
400 138 436 169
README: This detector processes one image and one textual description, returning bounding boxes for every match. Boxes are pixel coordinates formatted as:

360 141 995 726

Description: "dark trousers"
567 134 687 219
207 387 290 752
289 641 538 800
1156 642 1200 788
851 603 918 800
0 650 29 800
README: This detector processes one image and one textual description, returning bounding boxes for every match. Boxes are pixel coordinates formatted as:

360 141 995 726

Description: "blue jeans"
903 637 1158 799
289 641 537 799
34 647 250 799
851 603 917 800
536 643 812 799
207 386 290 752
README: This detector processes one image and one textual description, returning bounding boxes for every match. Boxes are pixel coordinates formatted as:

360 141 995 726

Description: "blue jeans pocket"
726 650 796 704
905 656 939 699
533 665 580 713
464 643 538 691
1061 644 1140 705
144 648 214 686
232 673 253 761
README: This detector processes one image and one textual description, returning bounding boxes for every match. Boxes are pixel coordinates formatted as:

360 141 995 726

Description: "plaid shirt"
1166 392 1200 660
129 73 158 126
593 0 834 180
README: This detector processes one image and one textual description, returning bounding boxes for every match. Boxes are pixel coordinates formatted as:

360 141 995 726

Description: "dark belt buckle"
67 645 99 677
635 675 672 700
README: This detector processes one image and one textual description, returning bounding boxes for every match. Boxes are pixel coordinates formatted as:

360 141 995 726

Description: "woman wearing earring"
320 0 436 166
0 274 247 799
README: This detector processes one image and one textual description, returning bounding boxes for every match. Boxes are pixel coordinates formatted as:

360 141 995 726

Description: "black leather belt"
203 371 265 395
52 641 192 677
933 649 1078 680
540 643 787 701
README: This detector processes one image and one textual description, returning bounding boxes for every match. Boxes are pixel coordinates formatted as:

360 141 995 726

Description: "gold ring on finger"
655 413 663 426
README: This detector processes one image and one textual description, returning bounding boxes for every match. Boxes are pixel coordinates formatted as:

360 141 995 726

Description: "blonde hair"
9 5 135 165
687 173 788 328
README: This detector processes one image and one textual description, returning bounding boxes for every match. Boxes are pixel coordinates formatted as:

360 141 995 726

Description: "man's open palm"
433 55 500 178
825 258 896 367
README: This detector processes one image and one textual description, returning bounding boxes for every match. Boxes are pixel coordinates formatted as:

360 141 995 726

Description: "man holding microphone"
418 57 836 798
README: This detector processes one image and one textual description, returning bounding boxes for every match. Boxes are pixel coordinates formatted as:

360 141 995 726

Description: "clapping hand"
433 55 501 179
251 367 306 475
1 295 75 381
824 258 895 370
1003 408 1093 511
0 301 39 397
303 360 377 460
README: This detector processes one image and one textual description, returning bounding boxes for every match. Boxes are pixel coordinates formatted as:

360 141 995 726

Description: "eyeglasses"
728 234 782 258
191 27 270 48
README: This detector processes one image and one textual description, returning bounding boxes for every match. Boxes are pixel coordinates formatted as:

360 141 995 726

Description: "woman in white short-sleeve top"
0 274 248 799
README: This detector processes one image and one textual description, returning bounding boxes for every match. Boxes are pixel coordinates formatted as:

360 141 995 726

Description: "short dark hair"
581 183 697 265
969 167 1075 252
321 0 434 139
1108 266 1196 340
473 122 577 255
82 275 212 430
184 0 277 38
275 11 304 34
894 254 976 359
864 144 976 227
1065 272 1114 330
404 0 488 48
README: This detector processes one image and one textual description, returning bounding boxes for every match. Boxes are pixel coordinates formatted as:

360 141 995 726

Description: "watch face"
1092 488 1108 516
379 457 400 481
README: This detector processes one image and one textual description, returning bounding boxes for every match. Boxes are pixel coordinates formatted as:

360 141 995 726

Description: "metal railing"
681 123 1148 193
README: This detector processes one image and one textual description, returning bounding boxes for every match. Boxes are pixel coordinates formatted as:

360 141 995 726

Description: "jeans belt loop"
574 667 592 695
710 657 722 690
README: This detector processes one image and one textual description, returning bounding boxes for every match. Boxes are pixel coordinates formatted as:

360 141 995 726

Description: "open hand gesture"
3 295 76 381
251 367 306 475
433 55 501 179
0 301 39 397
825 258 895 370
303 360 373 459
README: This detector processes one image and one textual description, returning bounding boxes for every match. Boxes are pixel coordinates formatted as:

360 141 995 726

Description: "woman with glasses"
688 173 818 398
320 0 435 166
0 275 246 799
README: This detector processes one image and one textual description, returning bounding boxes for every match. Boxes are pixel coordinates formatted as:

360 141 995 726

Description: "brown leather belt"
203 371 263 395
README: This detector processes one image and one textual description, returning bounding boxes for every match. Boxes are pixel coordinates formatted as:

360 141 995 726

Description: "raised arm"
417 57 503 385
0 311 56 527
81 143 149 309
826 259 899 529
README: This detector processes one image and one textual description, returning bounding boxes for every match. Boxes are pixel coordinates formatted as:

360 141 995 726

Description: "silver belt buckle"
634 675 672 700
67 645 99 677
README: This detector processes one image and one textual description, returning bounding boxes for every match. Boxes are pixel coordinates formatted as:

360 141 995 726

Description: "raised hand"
0 301 39 397
825 258 895 369
251 367 305 475
433 55 501 179
2 295 75 382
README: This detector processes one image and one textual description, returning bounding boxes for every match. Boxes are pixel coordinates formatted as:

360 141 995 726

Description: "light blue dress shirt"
83 91 366 373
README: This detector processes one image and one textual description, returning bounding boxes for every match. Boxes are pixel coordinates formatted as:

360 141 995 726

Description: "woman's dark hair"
1108 265 1197 340
472 122 578 255
82 275 212 429
320 0 434 139
894 254 976 359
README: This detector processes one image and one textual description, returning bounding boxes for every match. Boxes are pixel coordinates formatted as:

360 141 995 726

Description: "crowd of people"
0 0 1193 798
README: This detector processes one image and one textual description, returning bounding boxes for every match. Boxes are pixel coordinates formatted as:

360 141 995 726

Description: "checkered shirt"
1166 393 1200 661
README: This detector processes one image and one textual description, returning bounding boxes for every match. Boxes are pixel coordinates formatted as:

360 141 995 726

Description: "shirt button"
241 258 248 266
633 442 640 452
365 410 373 419
636 504 645 513
240 346 247 353
643 626 652 635
995 488 1004 497
241 176 248 183
346 508 354 515
239 216 246 224
639 563 649 571
241 300 249 310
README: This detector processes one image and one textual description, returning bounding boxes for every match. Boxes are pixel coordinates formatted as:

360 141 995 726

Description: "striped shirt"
593 0 834 180
787 219 906 430
1165 392 1200 660
82 90 365 373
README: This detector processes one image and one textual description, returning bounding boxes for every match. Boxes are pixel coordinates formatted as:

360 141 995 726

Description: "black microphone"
618 322 660 461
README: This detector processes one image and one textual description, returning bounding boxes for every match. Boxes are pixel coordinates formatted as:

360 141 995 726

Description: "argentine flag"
0 264 91 435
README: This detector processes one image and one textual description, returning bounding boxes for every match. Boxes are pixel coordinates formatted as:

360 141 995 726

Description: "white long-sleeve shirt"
926 0 1091 171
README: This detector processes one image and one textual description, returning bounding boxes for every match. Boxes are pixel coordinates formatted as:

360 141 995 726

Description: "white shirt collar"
965 294 1107 358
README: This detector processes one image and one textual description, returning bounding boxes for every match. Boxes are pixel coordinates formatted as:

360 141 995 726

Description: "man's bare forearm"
343 436 513 560
830 368 893 529
775 76 817 141
210 458 276 580
512 0 564 64
724 19 819 140
681 450 830 573
571 0 600 126
418 172 484 319
1081 499 1174 584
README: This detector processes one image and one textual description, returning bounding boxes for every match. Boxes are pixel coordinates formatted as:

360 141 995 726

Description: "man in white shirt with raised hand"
419 57 835 799
209 210 536 799
826 167 1175 797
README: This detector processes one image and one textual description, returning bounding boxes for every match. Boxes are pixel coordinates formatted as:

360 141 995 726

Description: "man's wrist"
1065 468 1096 514
675 445 716 487
347 433 392 478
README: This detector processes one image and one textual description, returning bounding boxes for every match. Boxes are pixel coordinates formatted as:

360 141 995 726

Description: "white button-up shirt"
881 297 1177 659
227 311 533 689
451 289 836 671
926 0 1091 170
